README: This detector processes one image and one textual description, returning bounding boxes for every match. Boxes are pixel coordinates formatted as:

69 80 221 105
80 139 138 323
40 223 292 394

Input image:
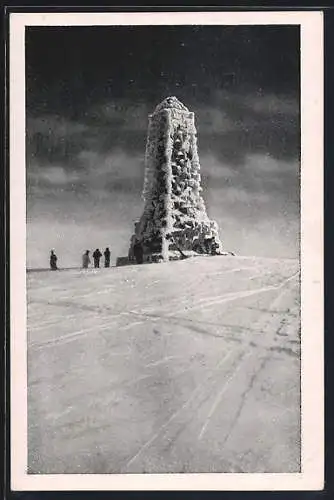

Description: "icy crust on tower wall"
131 97 223 259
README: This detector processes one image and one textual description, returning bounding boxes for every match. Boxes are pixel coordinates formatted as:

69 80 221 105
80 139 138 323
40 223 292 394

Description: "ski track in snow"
123 273 299 472
27 256 301 474
196 279 298 444
198 352 252 440
122 349 236 471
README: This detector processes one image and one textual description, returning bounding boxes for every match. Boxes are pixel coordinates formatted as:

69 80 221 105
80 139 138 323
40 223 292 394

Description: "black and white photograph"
10 11 324 491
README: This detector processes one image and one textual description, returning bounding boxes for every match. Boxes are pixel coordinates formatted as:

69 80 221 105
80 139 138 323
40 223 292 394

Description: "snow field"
28 255 300 473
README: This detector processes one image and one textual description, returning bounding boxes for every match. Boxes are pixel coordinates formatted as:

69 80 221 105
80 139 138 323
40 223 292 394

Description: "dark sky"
26 25 300 268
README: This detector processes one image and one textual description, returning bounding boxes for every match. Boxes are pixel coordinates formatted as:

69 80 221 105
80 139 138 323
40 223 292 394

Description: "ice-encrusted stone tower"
129 96 223 262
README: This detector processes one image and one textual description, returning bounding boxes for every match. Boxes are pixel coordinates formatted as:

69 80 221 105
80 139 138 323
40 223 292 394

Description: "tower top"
154 96 189 114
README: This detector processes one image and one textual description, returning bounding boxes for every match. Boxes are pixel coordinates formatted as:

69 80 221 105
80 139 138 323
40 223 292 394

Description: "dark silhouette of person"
133 240 144 264
50 250 58 270
104 247 111 268
82 250 91 269
93 248 102 268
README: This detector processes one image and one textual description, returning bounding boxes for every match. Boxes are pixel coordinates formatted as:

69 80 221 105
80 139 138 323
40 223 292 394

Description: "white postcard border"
10 10 324 491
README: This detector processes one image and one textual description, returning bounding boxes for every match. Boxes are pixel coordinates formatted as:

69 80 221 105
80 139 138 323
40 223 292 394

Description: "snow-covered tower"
129 96 223 262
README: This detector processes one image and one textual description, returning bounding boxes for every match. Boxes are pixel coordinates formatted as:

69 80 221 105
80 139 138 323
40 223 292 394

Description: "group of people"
82 248 111 269
49 247 111 270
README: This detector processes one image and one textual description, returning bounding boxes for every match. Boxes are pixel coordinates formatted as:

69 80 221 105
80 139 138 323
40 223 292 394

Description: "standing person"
133 240 144 264
82 250 91 269
50 249 58 270
104 247 111 268
93 248 102 268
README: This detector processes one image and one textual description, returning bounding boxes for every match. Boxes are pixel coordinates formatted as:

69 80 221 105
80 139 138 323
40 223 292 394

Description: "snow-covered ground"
27 255 300 474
